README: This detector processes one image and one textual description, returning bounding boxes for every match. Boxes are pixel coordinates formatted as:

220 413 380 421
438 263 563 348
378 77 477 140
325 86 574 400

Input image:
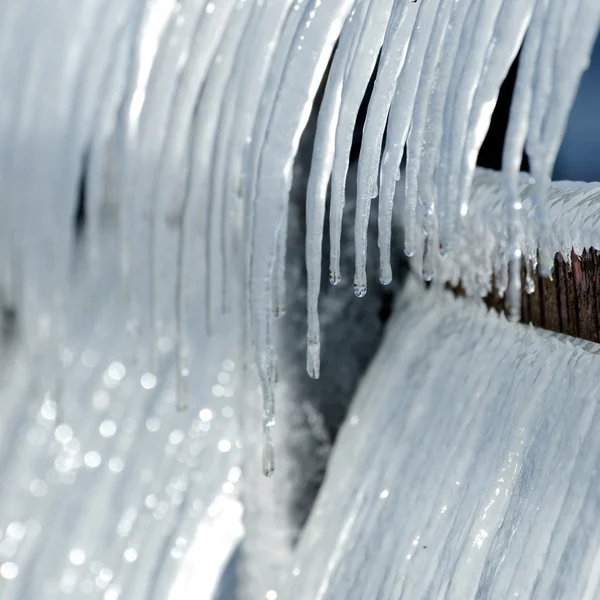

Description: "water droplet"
168 430 185 446
1 562 18 580
140 373 156 390
69 549 86 566
6 522 25 541
55 423 73 444
123 548 137 563
199 408 212 422
107 362 126 382
218 439 231 453
353 276 367 298
99 420 117 438
328 267 340 285
84 451 101 469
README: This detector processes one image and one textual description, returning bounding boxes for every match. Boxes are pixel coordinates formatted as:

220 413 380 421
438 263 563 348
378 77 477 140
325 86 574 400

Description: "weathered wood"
455 248 600 343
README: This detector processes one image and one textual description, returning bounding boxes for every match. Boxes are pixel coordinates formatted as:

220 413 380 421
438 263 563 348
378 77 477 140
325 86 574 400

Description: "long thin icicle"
328 0 395 289
502 0 549 321
249 0 357 475
140 0 210 369
403 0 454 262
353 1 417 293
305 1 369 380
435 0 503 254
185 0 252 339
441 0 534 259
527 0 600 272
543 2 600 161
417 0 475 281
377 0 440 284
116 0 173 364
242 0 308 395
217 1 296 320
149 0 235 369
525 0 564 277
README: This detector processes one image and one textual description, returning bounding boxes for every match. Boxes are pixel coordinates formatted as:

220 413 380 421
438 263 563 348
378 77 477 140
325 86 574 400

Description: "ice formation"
2 0 599 472
287 276 600 600
1 0 600 597
238 0 600 471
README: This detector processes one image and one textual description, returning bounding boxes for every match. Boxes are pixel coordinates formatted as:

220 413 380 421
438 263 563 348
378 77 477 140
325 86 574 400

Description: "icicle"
528 0 600 264
305 1 368 379
403 0 453 262
329 0 395 289
435 0 504 253
160 0 250 236
441 0 534 256
169 2 252 409
134 0 215 367
249 0 357 475
233 1 303 426
85 25 133 283
51 2 132 406
0 4 37 356
0 0 28 322
145 6 203 342
377 0 440 282
0 1 26 331
525 259 535 294
242 0 309 351
174 198 190 412
417 0 476 282
354 0 418 293
116 0 174 364
215 1 297 320
273 208 288 319
70 0 131 282
525 0 563 277
502 0 548 321
170 1 252 340
155 0 234 348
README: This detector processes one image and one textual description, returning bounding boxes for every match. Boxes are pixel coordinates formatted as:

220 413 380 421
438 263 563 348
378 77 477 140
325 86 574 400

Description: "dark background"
480 37 600 183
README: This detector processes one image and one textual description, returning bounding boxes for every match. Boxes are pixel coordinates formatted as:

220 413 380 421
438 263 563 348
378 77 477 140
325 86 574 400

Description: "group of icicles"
235 0 600 474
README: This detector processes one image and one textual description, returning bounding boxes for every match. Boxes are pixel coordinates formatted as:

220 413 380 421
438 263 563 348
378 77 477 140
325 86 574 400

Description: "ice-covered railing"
2 1 599 470
285 276 600 600
408 168 600 300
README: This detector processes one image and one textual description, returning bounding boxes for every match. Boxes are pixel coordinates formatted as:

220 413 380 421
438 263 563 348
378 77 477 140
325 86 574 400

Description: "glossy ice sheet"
288 277 600 600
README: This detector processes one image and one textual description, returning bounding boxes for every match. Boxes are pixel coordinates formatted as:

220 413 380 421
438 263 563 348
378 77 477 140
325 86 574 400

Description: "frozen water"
1 0 600 596
287 276 600 600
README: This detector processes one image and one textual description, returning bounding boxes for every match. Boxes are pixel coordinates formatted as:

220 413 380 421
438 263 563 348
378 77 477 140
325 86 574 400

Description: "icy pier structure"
1 0 600 599
287 276 600 600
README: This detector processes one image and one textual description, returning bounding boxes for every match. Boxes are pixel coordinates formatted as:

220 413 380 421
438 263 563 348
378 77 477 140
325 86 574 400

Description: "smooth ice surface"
287 276 600 600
